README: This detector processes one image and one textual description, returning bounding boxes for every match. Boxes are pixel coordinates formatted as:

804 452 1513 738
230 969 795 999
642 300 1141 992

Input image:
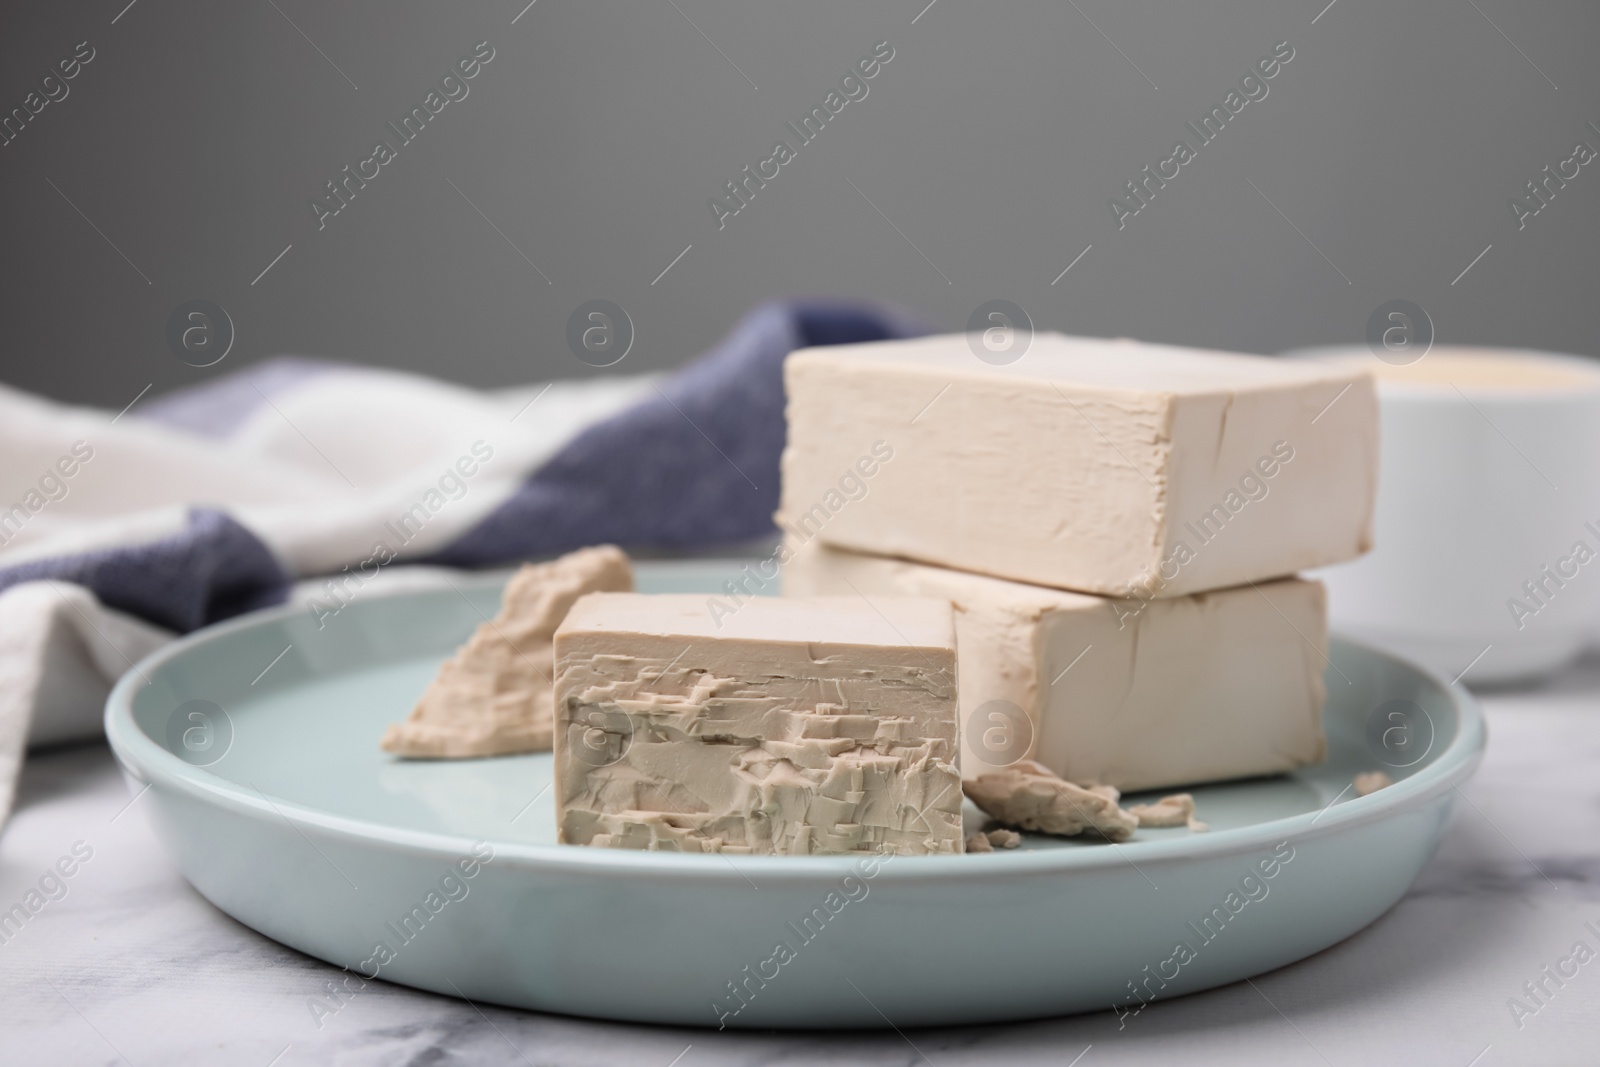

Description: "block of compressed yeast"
778 332 1376 598
381 545 633 758
553 593 963 855
783 541 1326 791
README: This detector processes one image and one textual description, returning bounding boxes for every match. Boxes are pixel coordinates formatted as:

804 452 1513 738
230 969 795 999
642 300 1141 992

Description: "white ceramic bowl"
1286 346 1600 684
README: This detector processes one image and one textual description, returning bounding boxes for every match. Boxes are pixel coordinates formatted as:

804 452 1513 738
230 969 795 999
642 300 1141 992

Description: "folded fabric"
0 299 924 827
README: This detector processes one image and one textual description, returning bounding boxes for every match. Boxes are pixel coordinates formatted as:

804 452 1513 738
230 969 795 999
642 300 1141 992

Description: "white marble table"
5 659 1599 1067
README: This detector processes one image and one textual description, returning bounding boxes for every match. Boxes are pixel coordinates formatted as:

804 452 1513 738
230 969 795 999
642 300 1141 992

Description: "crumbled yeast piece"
962 760 1138 842
986 828 1022 849
381 546 633 758
1128 793 1208 833
964 828 1024 854
1354 770 1393 796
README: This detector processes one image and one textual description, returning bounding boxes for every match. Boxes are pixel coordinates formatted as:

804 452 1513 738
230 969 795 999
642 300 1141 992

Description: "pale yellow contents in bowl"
1335 348 1600 391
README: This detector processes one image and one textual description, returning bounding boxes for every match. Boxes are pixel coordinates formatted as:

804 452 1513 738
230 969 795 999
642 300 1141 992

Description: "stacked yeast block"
779 332 1377 792
780 333 1378 598
783 541 1327 791
552 594 963 855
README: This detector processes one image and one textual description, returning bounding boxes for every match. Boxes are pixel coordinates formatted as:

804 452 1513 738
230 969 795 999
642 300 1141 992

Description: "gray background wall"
1 0 1596 408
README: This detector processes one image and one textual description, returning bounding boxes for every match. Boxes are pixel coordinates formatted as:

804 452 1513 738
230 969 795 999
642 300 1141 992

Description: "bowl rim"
1281 343 1600 400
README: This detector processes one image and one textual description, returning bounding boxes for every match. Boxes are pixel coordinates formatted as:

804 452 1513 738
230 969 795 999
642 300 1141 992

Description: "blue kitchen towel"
0 298 922 630
431 299 921 565
0 298 923 823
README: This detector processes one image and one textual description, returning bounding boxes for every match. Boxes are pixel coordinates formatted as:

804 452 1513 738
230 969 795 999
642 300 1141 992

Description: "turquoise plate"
105 560 1484 1029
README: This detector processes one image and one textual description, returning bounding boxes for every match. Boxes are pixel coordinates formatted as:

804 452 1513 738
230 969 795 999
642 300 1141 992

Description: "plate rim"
104 561 1487 881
